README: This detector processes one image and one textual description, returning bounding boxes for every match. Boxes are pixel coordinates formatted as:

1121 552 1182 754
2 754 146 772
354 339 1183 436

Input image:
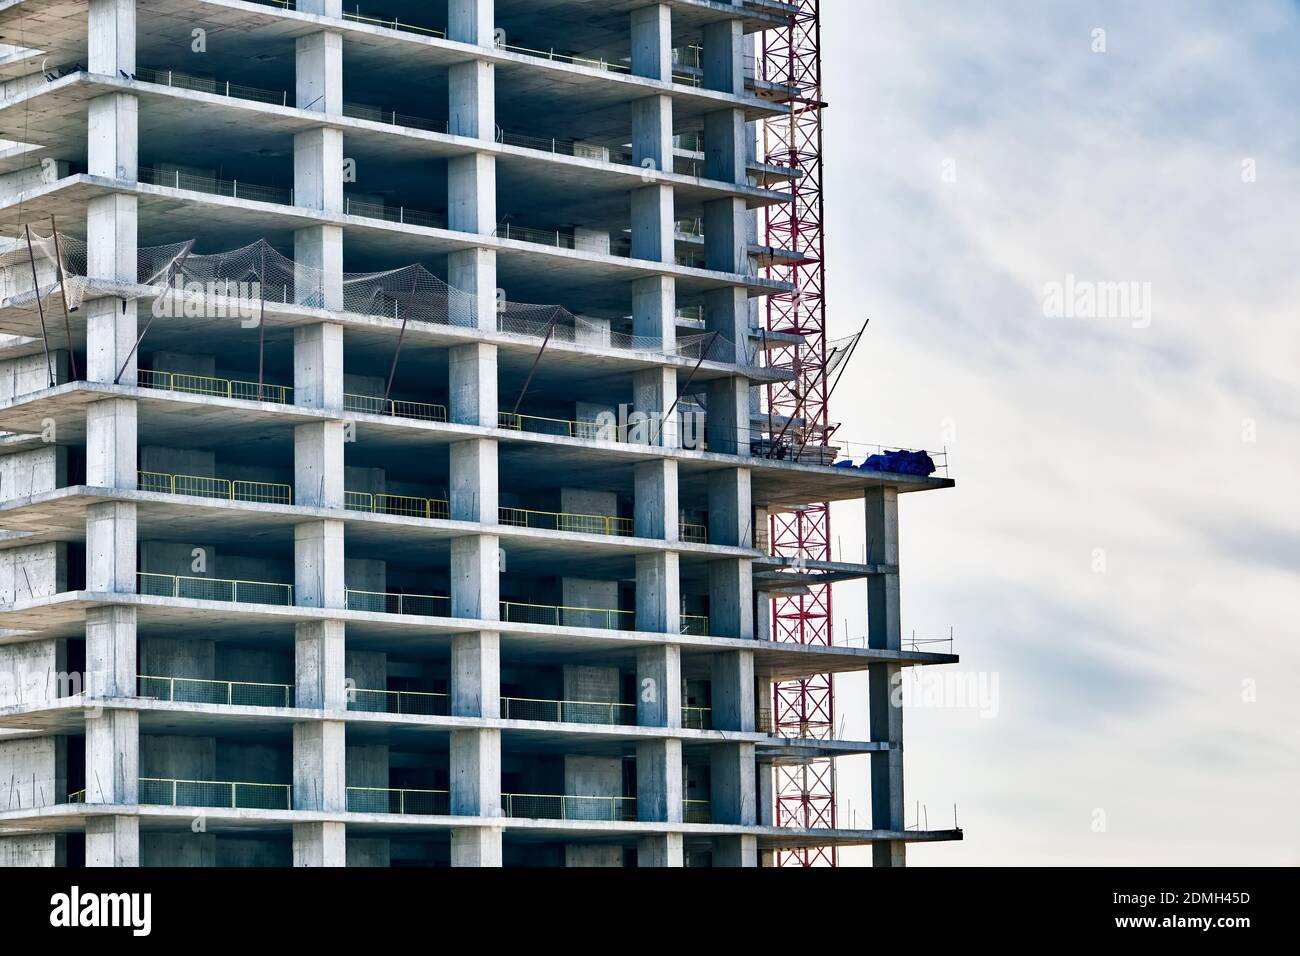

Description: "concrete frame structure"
0 0 957 867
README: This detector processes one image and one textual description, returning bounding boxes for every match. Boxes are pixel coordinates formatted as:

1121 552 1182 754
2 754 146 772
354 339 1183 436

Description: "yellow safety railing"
138 572 294 606
345 491 449 520
499 601 634 630
67 789 86 802
680 521 708 544
682 705 712 730
500 696 637 725
497 411 612 440
138 470 292 505
680 615 709 636
498 506 633 537
138 674 293 708
140 777 291 810
348 687 448 716
684 799 712 823
138 368 293 405
502 793 637 822
347 787 449 815
346 589 450 617
343 393 447 423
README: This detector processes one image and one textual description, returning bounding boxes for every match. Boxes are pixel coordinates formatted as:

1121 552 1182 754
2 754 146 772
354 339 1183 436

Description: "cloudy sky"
810 0 1299 865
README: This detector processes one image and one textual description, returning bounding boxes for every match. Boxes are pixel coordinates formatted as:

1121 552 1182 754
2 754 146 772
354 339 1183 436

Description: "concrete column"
757 759 775 825
710 741 756 825
711 650 754 732
703 19 744 94
295 620 346 710
85 710 138 805
85 500 136 593
297 0 342 16
452 631 500 718
714 834 758 867
707 375 749 455
634 459 677 541
85 816 139 867
294 421 345 508
704 196 748 273
705 286 751 363
293 721 346 811
708 558 752 639
450 153 496 234
449 0 495 48
451 533 500 619
294 519 346 609
632 94 674 174
294 128 343 213
293 822 346 867
631 5 672 81
636 644 681 728
865 486 905 866
638 833 684 867
705 108 747 184
449 439 498 521
449 343 498 426
450 728 500 816
451 827 502 867
295 226 343 311
707 466 751 547
86 605 136 697
636 739 682 822
294 323 344 410
632 275 676 352
632 184 675 263
86 399 136 488
633 367 677 448
635 553 679 634
295 30 343 115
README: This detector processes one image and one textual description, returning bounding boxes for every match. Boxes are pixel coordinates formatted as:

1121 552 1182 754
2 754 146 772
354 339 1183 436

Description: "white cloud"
814 0 1300 865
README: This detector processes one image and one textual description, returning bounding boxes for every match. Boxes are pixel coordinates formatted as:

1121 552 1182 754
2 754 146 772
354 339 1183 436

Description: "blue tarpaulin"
859 450 936 477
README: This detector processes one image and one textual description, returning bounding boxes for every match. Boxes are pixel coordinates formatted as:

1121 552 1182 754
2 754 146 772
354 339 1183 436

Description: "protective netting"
0 230 760 367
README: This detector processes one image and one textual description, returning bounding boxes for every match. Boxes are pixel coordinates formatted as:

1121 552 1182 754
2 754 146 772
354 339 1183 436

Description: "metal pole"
23 225 56 387
509 308 561 416
48 216 80 380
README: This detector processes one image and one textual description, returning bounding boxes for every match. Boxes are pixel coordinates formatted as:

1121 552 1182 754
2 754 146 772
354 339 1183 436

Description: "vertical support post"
865 486 905 866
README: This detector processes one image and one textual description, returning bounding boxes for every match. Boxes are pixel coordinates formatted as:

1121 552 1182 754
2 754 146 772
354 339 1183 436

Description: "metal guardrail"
138 368 293 404
139 470 292 505
499 506 632 537
345 589 450 617
345 491 450 520
139 164 294 206
67 789 86 802
500 696 636 725
347 786 449 815
680 615 710 636
682 705 712 730
680 521 708 544
138 572 294 606
499 601 634 630
343 195 444 228
348 687 449 716
343 392 447 422
140 777 291 810
136 66 289 106
502 793 636 822
138 674 293 707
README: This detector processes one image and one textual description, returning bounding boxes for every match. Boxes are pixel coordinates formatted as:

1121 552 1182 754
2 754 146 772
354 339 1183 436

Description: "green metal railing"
348 687 448 716
138 470 292 505
346 589 450 617
140 777 291 810
502 793 636 822
499 696 636 725
138 674 293 708
346 787 449 815
138 572 294 606
345 491 450 520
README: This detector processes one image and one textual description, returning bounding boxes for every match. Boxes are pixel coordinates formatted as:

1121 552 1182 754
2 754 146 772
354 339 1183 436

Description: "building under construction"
0 0 957 867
